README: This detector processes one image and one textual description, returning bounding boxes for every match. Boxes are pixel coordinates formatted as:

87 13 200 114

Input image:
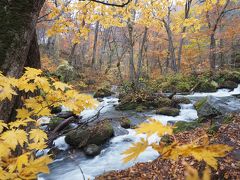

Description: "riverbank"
97 114 240 179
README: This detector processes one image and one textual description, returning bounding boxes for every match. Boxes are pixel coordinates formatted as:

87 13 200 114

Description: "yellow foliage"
185 164 211 180
123 119 233 176
136 118 173 137
122 138 148 163
0 67 96 178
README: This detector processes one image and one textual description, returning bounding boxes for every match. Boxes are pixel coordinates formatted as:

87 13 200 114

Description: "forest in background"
37 0 240 86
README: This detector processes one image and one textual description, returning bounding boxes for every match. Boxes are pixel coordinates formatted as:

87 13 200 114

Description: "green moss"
207 123 220 135
161 134 173 145
48 117 64 130
194 97 207 111
223 114 234 124
173 121 201 134
136 105 147 112
156 107 180 116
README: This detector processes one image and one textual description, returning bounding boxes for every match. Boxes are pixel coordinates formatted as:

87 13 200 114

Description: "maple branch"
80 0 132 7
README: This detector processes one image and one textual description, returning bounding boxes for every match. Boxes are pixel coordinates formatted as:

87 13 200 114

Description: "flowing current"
39 85 240 180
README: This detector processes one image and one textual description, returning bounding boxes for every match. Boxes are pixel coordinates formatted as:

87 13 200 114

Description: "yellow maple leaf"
16 153 30 172
122 138 148 163
16 108 32 120
53 81 72 91
20 155 52 177
9 119 34 129
136 118 173 137
28 142 47 150
0 141 11 158
0 120 8 133
29 129 48 143
23 67 42 79
1 129 28 150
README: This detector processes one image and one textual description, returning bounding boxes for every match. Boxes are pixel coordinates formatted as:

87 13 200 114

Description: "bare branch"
80 0 132 7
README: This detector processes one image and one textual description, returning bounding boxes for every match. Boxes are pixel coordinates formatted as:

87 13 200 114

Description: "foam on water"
53 136 69 151
187 84 240 97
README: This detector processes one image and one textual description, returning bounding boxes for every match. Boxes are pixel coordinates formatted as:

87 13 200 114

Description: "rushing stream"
39 85 240 180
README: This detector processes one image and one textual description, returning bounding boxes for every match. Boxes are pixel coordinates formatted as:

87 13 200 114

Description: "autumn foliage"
122 119 233 176
0 67 96 179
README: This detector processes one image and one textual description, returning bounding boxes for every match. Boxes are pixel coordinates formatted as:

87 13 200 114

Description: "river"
39 85 240 180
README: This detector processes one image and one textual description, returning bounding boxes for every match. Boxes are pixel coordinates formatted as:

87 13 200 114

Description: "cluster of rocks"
64 117 131 156
173 95 240 133
116 92 191 117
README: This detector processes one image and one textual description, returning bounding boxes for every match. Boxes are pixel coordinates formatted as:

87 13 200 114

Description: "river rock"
50 106 62 114
84 144 101 156
194 96 240 118
57 111 74 119
48 117 64 131
156 107 180 116
94 88 112 98
218 80 238 90
194 81 218 92
119 117 131 129
65 120 114 148
172 96 191 104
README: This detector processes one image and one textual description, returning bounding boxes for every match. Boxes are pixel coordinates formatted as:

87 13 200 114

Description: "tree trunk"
69 43 78 66
0 0 44 122
209 33 216 70
136 27 148 82
163 20 177 73
91 21 100 68
177 0 192 72
127 21 135 83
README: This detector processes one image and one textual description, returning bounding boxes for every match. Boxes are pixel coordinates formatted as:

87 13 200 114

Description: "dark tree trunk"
91 21 100 68
209 33 216 70
127 21 135 83
136 27 148 82
0 0 44 122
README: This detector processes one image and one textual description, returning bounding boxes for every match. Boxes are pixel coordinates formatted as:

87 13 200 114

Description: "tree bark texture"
0 0 44 122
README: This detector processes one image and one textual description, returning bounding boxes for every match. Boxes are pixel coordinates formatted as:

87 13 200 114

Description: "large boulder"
65 120 114 148
83 144 101 156
218 80 238 90
172 96 191 104
194 96 240 118
195 81 218 92
156 107 180 116
94 87 112 98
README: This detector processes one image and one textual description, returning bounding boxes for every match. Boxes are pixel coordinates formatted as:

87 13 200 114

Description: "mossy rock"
174 120 201 133
155 97 174 108
156 107 180 116
161 134 174 145
136 105 147 112
218 80 238 90
207 123 220 135
48 117 64 131
83 144 101 156
194 97 207 111
94 87 112 98
115 102 138 111
194 97 222 118
65 120 114 148
195 81 218 92
172 97 191 104
222 70 240 83
120 117 131 129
